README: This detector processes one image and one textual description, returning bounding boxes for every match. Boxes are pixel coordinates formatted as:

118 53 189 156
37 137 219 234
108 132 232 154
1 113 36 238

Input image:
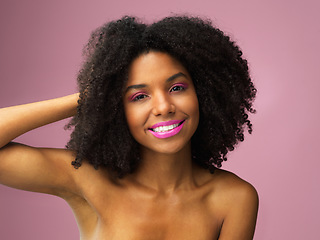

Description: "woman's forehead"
126 51 190 85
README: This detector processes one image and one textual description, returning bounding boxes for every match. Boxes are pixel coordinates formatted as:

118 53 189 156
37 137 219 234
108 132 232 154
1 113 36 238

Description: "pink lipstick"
148 120 185 139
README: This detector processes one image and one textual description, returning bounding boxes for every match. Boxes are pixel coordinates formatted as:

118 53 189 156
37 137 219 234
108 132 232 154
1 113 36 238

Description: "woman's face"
123 51 199 154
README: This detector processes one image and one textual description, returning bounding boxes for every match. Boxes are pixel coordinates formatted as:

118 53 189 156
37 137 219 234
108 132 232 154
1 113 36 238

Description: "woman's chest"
97 209 221 240
84 189 222 240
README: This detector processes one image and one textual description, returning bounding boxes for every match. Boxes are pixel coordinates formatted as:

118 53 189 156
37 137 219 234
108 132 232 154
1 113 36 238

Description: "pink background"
1 0 319 239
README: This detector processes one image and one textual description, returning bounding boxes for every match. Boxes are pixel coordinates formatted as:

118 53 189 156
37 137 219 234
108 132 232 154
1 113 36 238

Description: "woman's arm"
0 94 80 196
218 180 259 240
0 94 78 148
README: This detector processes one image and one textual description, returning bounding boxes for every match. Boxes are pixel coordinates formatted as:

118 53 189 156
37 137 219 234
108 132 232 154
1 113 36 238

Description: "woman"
0 16 258 239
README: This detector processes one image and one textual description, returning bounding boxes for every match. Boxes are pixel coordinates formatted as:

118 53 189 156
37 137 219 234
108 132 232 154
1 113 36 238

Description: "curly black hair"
66 15 256 177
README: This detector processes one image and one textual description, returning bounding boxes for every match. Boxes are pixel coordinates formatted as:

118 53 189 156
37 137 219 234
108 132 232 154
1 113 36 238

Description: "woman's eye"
170 83 188 92
130 93 148 102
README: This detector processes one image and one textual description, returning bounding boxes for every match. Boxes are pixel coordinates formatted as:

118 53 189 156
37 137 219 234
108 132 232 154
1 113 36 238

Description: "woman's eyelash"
130 92 148 102
170 83 188 92
129 83 188 101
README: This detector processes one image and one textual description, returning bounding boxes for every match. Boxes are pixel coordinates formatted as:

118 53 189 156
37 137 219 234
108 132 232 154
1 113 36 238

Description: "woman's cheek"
126 106 144 132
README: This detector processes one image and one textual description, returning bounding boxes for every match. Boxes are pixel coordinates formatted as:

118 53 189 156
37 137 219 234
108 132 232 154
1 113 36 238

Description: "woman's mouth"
148 120 185 139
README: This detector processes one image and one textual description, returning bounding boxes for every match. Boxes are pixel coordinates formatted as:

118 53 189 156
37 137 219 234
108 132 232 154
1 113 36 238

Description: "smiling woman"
123 52 199 154
0 16 258 239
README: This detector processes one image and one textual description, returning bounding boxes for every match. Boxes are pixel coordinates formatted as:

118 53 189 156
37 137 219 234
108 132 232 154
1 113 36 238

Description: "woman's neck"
128 142 199 195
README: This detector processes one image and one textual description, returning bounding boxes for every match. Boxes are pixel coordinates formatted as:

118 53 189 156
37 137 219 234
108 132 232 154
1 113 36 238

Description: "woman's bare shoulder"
209 168 254 189
196 167 258 206
201 168 258 212
205 169 259 238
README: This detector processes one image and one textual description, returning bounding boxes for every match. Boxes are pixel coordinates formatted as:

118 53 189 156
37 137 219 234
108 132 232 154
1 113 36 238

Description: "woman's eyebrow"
166 72 187 82
124 84 147 93
125 72 187 93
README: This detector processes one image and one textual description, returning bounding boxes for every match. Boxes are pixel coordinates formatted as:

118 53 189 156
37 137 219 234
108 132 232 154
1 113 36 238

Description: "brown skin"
0 52 258 240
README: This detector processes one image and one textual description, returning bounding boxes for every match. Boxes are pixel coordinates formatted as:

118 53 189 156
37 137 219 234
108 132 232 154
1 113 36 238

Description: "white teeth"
153 123 179 132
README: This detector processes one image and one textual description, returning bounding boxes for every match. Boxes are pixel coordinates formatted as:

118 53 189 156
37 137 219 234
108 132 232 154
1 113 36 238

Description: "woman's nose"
151 92 175 116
